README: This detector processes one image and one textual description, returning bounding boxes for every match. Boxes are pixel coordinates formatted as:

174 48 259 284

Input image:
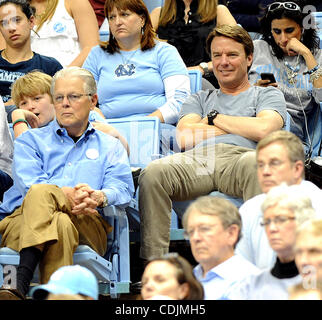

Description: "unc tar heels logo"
115 64 136 77
53 22 66 33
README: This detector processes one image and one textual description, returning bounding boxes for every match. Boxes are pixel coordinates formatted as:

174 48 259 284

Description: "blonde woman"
28 0 99 66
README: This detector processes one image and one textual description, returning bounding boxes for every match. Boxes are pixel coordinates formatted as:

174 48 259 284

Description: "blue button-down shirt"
0 119 134 218
194 255 260 300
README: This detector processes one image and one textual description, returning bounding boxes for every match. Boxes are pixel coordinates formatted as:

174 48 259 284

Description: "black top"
157 0 217 67
220 0 274 32
270 258 299 279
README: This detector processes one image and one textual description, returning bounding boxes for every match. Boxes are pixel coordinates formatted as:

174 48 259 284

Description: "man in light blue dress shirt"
0 67 134 300
182 196 260 300
236 131 322 269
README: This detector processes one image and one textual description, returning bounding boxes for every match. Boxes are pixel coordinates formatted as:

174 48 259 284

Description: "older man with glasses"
236 130 322 270
182 196 259 300
0 67 134 300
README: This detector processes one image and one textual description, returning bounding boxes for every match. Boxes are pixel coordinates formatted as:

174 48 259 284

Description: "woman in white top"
28 0 99 66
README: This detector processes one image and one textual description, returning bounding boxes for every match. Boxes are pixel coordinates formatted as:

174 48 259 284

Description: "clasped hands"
62 183 105 216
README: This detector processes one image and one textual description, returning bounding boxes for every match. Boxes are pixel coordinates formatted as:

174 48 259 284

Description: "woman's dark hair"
145 253 204 300
0 0 35 19
260 0 319 59
101 0 157 54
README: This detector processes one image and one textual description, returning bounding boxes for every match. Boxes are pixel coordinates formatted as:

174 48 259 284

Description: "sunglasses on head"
267 2 301 13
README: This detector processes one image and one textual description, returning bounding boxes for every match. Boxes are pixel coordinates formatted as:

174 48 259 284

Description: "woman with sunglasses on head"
248 0 322 147
141 253 204 300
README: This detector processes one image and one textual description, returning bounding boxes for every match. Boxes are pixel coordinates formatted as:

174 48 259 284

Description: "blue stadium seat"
107 116 161 168
305 102 322 158
0 206 130 298
99 18 109 42
312 11 322 48
143 0 163 12
188 69 202 94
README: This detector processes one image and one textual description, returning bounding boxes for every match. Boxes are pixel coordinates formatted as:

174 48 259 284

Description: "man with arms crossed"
138 25 286 260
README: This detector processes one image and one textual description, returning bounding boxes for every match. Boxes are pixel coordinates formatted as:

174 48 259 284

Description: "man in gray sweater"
138 25 286 260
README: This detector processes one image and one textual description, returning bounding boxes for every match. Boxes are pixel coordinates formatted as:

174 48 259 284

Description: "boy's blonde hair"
11 71 53 106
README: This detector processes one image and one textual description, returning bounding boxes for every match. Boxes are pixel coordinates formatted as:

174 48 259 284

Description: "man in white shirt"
236 130 322 269
182 196 259 300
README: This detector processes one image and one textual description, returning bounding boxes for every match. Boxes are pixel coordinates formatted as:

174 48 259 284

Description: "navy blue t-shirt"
0 51 63 104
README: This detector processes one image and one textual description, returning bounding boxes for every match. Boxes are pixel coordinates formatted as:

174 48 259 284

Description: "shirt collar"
54 118 95 138
194 255 240 281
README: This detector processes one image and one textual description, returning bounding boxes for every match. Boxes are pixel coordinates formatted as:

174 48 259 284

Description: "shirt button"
68 162 72 166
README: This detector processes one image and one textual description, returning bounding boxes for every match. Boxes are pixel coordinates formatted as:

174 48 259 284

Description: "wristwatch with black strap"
199 62 210 77
207 110 219 125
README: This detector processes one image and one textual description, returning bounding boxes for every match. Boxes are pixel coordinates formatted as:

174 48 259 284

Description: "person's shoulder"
302 180 322 200
233 254 260 273
15 122 53 142
33 52 58 63
33 52 62 67
253 39 270 49
154 40 179 52
240 193 265 211
90 44 104 54
253 84 284 98
93 126 121 145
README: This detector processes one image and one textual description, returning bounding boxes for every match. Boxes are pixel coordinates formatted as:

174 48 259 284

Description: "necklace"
115 49 138 77
2 49 34 63
284 55 300 85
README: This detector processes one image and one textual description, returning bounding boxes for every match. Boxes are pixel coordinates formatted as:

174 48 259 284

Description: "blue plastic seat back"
312 11 322 48
99 18 109 42
188 70 202 94
305 102 322 157
107 116 161 168
143 0 163 12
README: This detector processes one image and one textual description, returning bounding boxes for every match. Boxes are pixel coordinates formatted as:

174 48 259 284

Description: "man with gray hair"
229 183 316 300
183 196 259 300
0 67 134 300
236 130 322 269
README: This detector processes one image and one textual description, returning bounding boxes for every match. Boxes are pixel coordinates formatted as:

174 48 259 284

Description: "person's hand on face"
285 37 308 57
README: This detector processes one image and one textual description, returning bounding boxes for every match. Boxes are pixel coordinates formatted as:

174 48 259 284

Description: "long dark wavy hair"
260 0 320 59
101 0 157 54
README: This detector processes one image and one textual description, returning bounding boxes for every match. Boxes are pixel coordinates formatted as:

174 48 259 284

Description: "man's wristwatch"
199 62 210 77
99 192 108 208
207 110 219 125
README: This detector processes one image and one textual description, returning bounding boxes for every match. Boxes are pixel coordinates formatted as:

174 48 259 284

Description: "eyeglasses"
184 225 215 240
53 93 92 104
256 160 285 171
267 2 301 13
260 216 295 227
